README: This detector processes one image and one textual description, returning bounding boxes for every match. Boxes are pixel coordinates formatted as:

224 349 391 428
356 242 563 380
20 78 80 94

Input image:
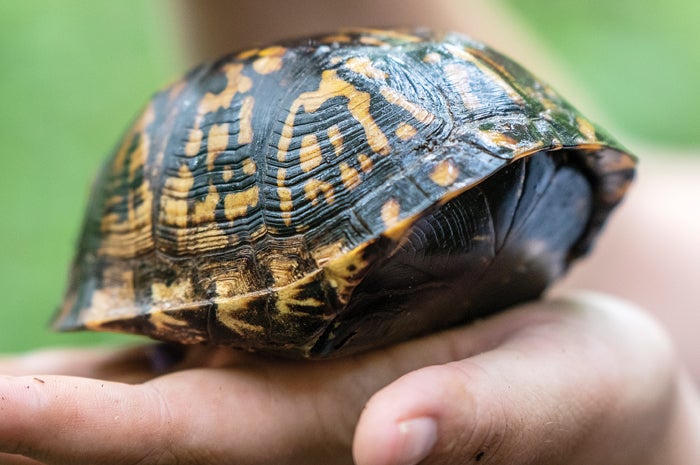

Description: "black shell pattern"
54 28 636 357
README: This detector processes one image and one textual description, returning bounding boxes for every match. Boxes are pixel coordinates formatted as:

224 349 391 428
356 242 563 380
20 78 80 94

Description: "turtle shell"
53 28 636 358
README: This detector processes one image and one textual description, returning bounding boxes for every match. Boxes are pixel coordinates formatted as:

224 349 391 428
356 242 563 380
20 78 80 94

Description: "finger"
141 316 551 464
0 374 173 464
0 336 475 465
0 362 370 465
353 293 677 465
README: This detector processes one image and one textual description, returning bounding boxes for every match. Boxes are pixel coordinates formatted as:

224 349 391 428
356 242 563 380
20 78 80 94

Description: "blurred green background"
0 1 180 351
1 1 697 352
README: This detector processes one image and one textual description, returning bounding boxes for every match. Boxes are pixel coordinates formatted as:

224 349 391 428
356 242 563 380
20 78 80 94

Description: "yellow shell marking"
339 162 361 190
238 95 255 145
110 104 154 174
304 178 335 206
267 256 303 287
222 166 234 182
311 241 345 268
98 182 154 257
327 124 344 156
320 34 352 44
275 274 325 315
200 63 253 114
323 241 373 304
224 185 260 221
82 291 133 329
236 48 260 60
242 157 257 175
423 52 442 63
576 116 597 141
193 184 220 224
237 48 260 60
381 198 401 228
345 57 388 80
213 292 266 337
300 134 323 172
78 268 136 327
185 129 204 157
186 64 253 157
99 106 155 258
395 122 418 141
357 153 373 173
444 63 481 110
480 130 519 150
252 46 286 75
217 309 266 337
214 278 255 300
151 279 194 304
445 44 525 105
276 68 398 226
429 159 460 186
277 168 293 225
206 123 229 170
358 35 387 47
161 164 195 228
277 69 391 162
379 87 435 125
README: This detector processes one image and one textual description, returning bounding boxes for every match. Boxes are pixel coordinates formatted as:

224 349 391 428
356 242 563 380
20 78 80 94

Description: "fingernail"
394 417 438 465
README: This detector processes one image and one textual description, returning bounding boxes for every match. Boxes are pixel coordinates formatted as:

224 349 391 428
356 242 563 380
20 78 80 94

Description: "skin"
2 1 699 463
1 294 699 465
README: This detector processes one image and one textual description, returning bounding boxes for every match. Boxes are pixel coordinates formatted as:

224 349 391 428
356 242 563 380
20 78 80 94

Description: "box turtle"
53 28 636 358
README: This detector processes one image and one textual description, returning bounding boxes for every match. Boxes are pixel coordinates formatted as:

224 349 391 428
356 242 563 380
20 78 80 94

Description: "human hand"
1 293 698 465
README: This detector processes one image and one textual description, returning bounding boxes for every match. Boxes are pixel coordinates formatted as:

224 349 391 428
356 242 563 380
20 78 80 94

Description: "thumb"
352 294 677 465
